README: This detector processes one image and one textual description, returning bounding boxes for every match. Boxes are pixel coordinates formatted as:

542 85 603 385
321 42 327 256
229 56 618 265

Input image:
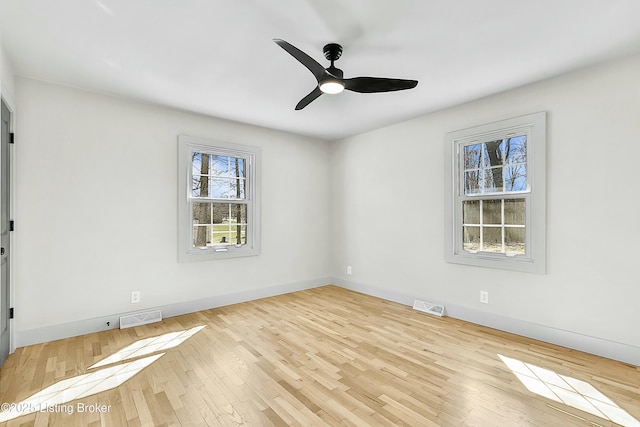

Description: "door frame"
0 96 14 362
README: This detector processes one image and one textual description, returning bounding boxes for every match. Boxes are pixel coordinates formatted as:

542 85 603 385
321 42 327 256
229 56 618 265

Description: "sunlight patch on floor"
498 354 640 427
0 354 162 422
89 325 206 369
0 325 206 423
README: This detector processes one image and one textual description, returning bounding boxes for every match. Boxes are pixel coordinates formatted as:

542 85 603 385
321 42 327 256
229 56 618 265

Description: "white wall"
330 53 640 350
1 44 16 107
14 78 331 336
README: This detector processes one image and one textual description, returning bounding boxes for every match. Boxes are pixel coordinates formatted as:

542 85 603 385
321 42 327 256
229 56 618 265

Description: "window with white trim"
445 112 545 273
178 135 260 261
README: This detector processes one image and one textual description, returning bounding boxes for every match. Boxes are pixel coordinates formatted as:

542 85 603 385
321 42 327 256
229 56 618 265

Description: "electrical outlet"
480 290 489 304
131 291 141 304
346 266 352 275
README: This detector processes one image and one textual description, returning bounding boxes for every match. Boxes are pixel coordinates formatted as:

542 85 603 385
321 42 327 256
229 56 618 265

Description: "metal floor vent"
413 299 445 317
120 309 162 329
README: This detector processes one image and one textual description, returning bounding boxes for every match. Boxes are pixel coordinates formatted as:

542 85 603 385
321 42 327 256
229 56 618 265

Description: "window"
178 135 260 261
445 112 545 273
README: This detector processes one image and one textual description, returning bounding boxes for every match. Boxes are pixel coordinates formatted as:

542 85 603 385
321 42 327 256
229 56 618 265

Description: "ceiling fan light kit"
273 38 418 110
319 79 344 94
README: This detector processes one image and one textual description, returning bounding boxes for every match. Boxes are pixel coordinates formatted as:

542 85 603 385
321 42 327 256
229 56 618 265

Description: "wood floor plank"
1 285 639 426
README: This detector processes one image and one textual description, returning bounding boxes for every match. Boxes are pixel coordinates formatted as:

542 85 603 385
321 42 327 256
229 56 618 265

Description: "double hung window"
178 136 260 261
445 113 545 273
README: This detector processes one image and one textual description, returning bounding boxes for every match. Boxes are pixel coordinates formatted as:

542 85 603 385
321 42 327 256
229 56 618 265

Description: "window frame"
444 112 546 273
178 135 261 262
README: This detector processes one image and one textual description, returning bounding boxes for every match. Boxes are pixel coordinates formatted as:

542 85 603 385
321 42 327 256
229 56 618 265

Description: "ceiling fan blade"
273 39 327 82
295 87 323 110
344 77 418 93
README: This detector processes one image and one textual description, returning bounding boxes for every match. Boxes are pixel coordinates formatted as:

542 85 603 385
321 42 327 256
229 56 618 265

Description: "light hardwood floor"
0 286 638 426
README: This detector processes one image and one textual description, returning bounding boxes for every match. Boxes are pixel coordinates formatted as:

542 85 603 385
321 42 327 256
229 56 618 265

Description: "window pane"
229 203 247 224
210 203 247 224
193 202 212 225
210 179 232 198
505 227 525 254
202 178 245 199
464 144 483 170
483 200 502 224
232 157 246 179
192 175 209 197
192 152 210 197
463 200 480 224
208 155 246 179
192 203 247 248
211 203 229 224
229 178 246 199
465 171 482 194
505 165 527 192
482 227 502 253
214 224 247 246
192 152 203 175
192 152 247 199
463 226 480 252
462 137 527 195
193 152 212 176
462 199 526 254
484 140 503 167
504 199 525 225
193 225 213 248
210 155 230 175
483 167 504 193
502 136 527 164
210 230 228 245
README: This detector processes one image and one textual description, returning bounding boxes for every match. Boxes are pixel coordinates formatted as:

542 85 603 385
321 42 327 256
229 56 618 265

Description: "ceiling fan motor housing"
323 43 343 62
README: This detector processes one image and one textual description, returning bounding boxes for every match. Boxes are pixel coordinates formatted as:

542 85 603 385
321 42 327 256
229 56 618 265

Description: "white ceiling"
2 0 640 140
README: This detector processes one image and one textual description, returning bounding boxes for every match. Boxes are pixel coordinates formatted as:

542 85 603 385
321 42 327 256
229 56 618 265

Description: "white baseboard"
15 277 640 367
15 277 330 348
332 278 640 367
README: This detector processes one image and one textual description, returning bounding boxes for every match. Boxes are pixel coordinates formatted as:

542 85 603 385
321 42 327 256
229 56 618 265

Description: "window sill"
179 246 260 263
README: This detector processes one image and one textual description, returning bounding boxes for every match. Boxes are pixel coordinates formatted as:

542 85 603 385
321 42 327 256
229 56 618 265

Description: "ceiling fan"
273 39 418 110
